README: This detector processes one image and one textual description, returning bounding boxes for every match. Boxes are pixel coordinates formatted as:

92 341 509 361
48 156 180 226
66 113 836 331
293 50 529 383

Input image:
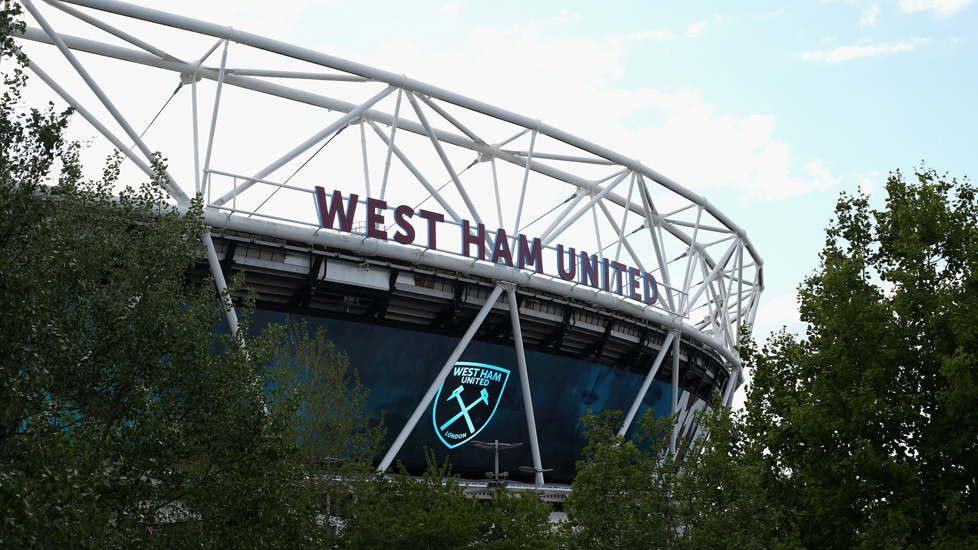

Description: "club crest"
432 362 510 449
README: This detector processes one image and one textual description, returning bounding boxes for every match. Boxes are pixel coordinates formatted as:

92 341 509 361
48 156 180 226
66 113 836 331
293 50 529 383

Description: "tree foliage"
474 487 561 550
270 318 387 546
742 167 978 548
563 410 679 549
273 319 386 467
342 451 561 550
0 5 318 546
564 404 793 550
343 453 483 549
671 400 796 550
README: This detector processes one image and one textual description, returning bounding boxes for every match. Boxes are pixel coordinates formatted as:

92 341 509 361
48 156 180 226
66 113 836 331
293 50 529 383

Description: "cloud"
551 9 581 25
900 0 974 16
607 29 674 54
626 29 675 41
143 0 335 38
860 2 881 26
461 24 625 86
406 26 834 201
751 8 786 19
686 14 724 38
441 1 460 24
687 22 707 38
753 292 807 340
616 93 839 200
329 21 833 201
802 37 929 62
859 176 875 196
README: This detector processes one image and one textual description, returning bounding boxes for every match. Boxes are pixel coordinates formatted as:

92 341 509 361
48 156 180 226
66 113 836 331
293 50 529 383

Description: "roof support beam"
378 284 505 473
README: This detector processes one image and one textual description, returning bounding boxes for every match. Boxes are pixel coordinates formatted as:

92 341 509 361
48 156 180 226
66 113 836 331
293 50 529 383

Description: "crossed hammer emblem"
439 385 489 432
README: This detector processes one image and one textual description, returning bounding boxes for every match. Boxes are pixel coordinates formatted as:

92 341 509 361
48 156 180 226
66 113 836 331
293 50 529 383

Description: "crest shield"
432 362 510 449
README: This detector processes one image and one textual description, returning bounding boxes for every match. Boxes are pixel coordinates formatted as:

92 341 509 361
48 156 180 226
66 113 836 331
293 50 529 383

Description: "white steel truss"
15 0 764 433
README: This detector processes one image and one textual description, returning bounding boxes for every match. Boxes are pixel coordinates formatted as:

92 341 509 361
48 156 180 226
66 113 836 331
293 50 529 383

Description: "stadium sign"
314 188 658 305
432 362 511 448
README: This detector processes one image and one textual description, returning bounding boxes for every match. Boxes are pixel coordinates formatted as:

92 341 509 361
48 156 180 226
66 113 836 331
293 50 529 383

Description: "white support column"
669 332 681 456
211 85 396 208
536 191 587 244
591 206 604 265
491 158 504 230
418 94 482 143
541 169 629 246
618 331 676 437
684 240 738 316
405 90 483 225
701 259 732 346
597 201 646 273
367 120 463 223
378 285 505 472
200 39 228 199
720 274 736 347
721 365 739 408
190 39 222 195
511 130 537 238
379 89 402 201
747 270 762 327
653 221 675 305
723 265 737 341
505 285 545 487
493 128 531 149
47 0 172 59
359 120 371 197
613 173 636 264
637 177 677 312
680 207 704 313
201 233 239 337
191 69 201 194
736 244 744 345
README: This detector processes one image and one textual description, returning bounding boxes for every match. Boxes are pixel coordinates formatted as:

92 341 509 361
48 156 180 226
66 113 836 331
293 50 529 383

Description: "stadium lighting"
472 440 522 488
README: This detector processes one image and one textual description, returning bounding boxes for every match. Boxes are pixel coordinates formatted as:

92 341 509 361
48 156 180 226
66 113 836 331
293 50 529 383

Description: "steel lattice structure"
15 0 764 488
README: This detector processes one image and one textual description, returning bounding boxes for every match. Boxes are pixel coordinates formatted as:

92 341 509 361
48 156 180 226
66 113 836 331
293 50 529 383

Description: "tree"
563 410 681 550
671 399 797 550
563 404 794 550
270 318 386 546
341 450 562 550
341 452 484 549
0 5 316 546
742 167 978 548
474 488 562 550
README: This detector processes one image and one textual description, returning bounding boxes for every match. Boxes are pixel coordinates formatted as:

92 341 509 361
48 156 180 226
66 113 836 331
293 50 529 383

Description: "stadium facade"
16 0 763 496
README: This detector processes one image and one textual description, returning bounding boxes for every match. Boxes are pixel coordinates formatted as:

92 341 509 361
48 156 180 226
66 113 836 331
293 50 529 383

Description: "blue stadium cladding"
251 309 678 485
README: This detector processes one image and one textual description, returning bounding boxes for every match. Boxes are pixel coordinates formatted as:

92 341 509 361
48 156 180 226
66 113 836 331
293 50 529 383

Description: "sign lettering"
314 187 658 305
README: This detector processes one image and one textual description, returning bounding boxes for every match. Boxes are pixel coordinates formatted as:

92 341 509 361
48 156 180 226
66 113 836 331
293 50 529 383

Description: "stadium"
15 0 763 499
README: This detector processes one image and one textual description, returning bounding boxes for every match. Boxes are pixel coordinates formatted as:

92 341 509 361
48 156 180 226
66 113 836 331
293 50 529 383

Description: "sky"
15 0 978 402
